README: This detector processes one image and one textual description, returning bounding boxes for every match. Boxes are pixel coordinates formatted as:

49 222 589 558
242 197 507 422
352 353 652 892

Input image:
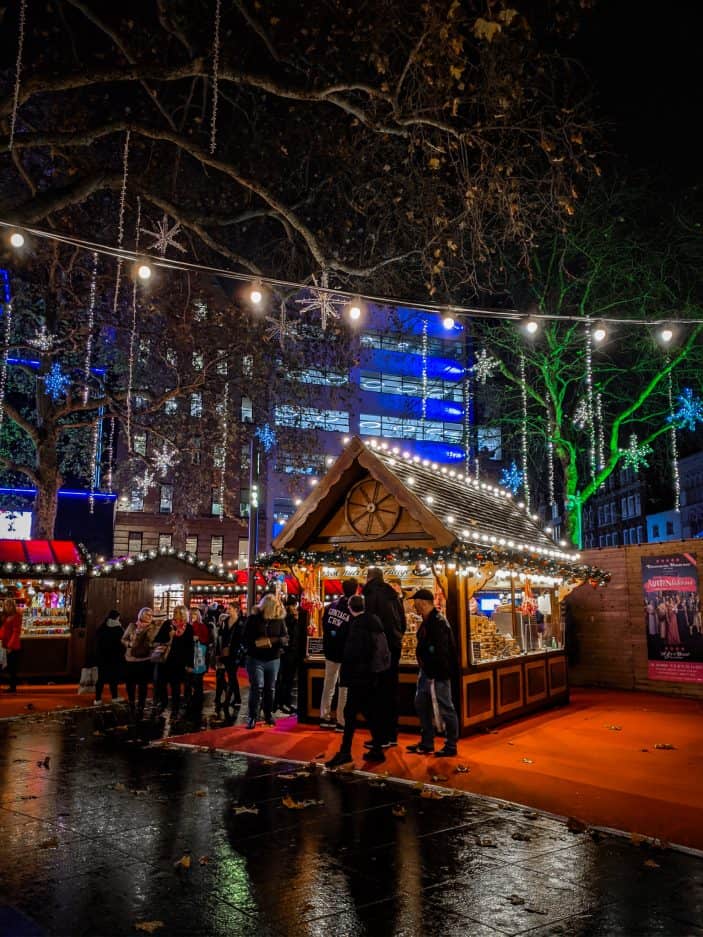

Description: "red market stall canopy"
0 539 86 574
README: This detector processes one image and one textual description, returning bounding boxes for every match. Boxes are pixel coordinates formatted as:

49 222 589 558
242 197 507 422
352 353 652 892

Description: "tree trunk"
32 434 62 539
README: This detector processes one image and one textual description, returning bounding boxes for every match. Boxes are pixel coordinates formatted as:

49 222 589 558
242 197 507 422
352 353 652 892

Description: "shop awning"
0 539 84 572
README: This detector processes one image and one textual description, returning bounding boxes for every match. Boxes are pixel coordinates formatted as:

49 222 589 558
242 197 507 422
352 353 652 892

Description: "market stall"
190 570 301 617
266 437 609 735
0 539 88 678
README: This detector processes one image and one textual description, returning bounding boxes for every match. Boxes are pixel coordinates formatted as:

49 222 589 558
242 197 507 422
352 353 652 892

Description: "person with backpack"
121 607 160 720
325 594 390 769
319 579 357 730
406 588 459 758
362 567 406 747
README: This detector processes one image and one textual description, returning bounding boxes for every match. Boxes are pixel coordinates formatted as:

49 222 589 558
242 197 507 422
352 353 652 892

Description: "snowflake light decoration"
153 443 177 475
621 433 652 471
500 460 524 495
572 397 589 430
265 302 297 348
669 387 703 432
27 324 56 353
135 468 156 497
140 214 186 257
472 349 499 385
295 271 342 331
255 423 277 453
42 362 71 400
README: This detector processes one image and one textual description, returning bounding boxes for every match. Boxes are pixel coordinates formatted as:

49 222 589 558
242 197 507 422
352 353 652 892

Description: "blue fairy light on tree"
500 460 524 495
255 423 277 453
669 387 703 432
42 362 71 401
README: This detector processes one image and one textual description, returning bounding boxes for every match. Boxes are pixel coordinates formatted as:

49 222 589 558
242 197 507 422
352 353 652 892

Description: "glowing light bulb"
443 316 455 330
9 231 24 248
137 263 152 281
349 302 362 321
524 318 539 335
659 327 673 344
593 326 607 343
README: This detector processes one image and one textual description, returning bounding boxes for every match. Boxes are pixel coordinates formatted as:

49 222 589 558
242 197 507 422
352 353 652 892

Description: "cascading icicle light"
105 417 115 492
584 321 597 479
82 251 99 405
218 382 229 524
463 358 472 476
0 298 13 431
88 417 100 514
8 0 26 152
546 406 555 509
112 130 130 312
519 352 531 511
210 0 222 155
667 366 681 511
421 318 428 422
595 390 605 478
126 195 142 448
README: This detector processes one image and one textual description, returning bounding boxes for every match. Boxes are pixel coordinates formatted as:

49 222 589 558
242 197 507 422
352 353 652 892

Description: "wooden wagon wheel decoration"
344 478 401 539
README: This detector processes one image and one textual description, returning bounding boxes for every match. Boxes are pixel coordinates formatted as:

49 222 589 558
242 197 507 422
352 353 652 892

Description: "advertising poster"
642 553 703 683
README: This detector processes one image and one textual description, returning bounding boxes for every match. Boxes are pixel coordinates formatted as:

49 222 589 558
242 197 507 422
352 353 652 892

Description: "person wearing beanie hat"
406 588 459 758
325 593 389 769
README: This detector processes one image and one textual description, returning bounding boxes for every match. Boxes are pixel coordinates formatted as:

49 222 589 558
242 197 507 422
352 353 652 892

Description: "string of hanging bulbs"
0 220 696 343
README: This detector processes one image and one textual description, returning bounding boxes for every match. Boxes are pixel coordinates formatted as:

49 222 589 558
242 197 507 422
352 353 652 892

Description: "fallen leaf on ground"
368 780 387 788
134 922 165 934
521 758 534 765
430 774 448 782
233 805 259 815
630 833 647 847
640 748 649 752
198 856 210 865
606 725 622 731
476 837 497 847
314 752 325 759
114 725 129 732
420 788 446 800
18 795 37 801
654 743 676 750
392 805 407 817
39 837 59 849
114 782 127 792
454 765 470 773
567 817 587 834
262 759 277 765
295 770 311 778
643 859 660 869
511 832 531 842
506 895 525 905
413 781 426 791
525 907 548 915
281 795 306 810
25 703 35 710
524 811 539 820
278 773 297 780
652 838 670 851
174 852 191 870
507 741 515 746
193 789 207 797
92 731 104 737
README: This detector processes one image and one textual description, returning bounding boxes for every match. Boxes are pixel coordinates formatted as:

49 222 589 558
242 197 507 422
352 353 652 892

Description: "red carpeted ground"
173 687 703 851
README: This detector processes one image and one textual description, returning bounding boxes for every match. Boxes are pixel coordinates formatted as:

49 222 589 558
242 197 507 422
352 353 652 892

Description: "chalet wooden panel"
525 660 547 702
306 667 326 718
496 665 524 715
463 671 495 726
548 656 568 695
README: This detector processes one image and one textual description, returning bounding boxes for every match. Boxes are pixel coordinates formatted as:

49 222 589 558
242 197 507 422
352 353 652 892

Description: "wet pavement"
1 702 703 936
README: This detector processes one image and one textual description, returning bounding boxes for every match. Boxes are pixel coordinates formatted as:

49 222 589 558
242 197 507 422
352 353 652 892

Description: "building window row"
274 406 350 432
294 368 348 386
125 531 228 566
623 527 644 545
359 370 463 402
360 413 463 444
360 330 463 360
620 494 642 519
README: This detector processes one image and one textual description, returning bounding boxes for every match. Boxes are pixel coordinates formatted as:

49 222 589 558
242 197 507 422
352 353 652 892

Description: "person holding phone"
243 594 288 729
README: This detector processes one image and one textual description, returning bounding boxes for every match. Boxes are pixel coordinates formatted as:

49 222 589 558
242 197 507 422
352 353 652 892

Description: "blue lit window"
294 368 348 386
360 413 462 444
274 406 349 432
360 370 463 402
361 330 463 359
159 484 173 514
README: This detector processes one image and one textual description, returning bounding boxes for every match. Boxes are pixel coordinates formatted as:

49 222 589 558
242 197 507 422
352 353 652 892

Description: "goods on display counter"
264 436 609 735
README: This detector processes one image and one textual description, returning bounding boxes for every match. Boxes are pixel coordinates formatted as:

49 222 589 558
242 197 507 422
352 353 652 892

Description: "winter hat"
348 595 365 614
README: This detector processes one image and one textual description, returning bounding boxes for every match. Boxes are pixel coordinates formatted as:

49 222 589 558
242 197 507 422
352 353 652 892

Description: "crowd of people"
93 594 300 723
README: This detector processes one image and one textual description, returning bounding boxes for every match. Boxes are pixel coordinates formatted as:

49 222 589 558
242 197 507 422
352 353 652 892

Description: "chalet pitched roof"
273 437 580 568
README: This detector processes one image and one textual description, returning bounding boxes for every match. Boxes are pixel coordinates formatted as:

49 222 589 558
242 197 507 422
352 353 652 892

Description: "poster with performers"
642 553 703 683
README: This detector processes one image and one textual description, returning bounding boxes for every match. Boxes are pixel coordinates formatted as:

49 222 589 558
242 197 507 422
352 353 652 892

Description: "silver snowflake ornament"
472 349 499 385
140 214 186 257
265 302 297 348
500 460 524 495
669 387 703 432
27 324 56 353
135 468 156 497
295 271 342 331
621 433 652 472
153 443 177 475
572 397 590 430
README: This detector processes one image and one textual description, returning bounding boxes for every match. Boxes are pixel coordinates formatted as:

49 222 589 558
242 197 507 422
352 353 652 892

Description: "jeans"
415 670 459 752
320 659 347 725
340 679 383 754
246 656 280 721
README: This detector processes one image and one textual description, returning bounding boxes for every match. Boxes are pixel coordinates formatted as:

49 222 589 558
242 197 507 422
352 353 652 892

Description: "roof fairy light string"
3 220 703 331
8 0 27 152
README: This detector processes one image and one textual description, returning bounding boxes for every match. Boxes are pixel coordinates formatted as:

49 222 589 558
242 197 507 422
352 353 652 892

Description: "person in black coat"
154 605 194 717
362 567 406 746
214 609 245 714
326 594 388 769
243 594 289 729
95 610 124 704
406 589 459 757
275 596 300 714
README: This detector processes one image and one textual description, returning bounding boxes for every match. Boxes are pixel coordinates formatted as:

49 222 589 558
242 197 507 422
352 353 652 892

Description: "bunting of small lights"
667 369 681 511
500 461 524 496
218 382 229 524
140 214 185 257
255 422 277 453
295 271 341 331
89 545 232 579
82 251 98 405
472 349 499 385
112 130 130 312
88 416 100 514
8 0 26 151
0 296 13 431
584 322 597 478
621 433 652 472
546 407 555 508
27 324 55 353
669 387 703 432
210 0 222 154
42 362 71 401
595 390 605 473
105 417 115 493
126 196 142 448
519 352 531 511
421 318 428 421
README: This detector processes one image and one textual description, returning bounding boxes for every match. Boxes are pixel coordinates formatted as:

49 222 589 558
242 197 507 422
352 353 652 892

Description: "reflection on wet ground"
0 702 702 936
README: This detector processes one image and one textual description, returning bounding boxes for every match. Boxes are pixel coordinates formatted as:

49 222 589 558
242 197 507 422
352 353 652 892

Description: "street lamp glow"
524 317 539 335
443 315 455 330
9 231 25 248
137 263 152 281
593 326 607 343
250 287 263 305
348 302 362 321
659 327 674 344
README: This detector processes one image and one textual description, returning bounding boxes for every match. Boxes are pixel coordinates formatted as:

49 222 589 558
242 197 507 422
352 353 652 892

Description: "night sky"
573 3 703 184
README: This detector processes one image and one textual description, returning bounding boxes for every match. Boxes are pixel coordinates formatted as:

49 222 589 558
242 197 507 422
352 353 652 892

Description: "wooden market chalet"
268 436 608 735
